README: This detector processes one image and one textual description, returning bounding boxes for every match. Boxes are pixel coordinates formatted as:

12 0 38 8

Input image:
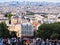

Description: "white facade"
0 17 9 25
21 23 34 37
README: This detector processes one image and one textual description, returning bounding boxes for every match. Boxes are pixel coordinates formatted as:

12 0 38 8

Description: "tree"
50 32 59 39
10 31 17 37
36 22 60 39
0 22 10 38
5 13 13 24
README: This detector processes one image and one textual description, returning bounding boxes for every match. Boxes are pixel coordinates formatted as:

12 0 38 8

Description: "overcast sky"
0 0 60 2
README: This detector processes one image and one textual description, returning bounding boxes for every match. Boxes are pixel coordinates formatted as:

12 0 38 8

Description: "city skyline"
0 0 60 2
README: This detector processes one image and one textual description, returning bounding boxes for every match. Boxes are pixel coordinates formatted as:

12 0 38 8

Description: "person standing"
0 38 3 45
45 39 49 45
42 40 45 45
7 38 10 45
17 38 22 45
26 40 30 45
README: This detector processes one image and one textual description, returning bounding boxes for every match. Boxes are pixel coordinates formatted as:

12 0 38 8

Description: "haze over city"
0 0 60 45
0 0 60 2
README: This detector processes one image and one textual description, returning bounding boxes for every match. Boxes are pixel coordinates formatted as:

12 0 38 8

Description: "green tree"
36 22 60 39
0 22 10 38
50 32 59 39
5 13 13 24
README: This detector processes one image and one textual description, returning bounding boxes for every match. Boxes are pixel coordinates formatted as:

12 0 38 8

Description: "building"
11 15 21 25
21 23 34 38
8 24 21 37
56 14 60 22
0 17 9 24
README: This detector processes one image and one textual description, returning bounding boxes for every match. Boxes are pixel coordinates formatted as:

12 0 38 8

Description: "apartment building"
21 23 34 38
8 24 21 37
11 15 21 25
0 13 9 24
56 14 60 22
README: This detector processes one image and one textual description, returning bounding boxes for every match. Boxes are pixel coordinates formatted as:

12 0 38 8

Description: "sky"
0 0 60 2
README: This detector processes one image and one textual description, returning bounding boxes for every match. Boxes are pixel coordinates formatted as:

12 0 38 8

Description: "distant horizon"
0 0 60 3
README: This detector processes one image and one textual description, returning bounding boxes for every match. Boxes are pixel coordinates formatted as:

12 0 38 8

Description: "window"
21 24 27 31
38 20 41 23
58 17 60 19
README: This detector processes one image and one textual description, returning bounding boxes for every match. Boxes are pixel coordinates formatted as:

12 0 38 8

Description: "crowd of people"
0 37 21 45
0 37 60 45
